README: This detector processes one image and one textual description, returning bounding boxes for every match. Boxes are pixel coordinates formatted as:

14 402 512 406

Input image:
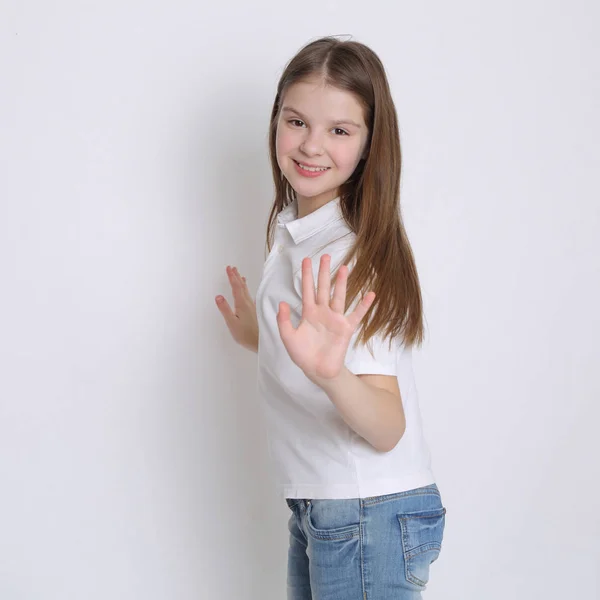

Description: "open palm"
276 254 375 383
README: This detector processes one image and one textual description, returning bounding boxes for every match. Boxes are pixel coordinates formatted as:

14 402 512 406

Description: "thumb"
276 301 294 342
215 296 237 330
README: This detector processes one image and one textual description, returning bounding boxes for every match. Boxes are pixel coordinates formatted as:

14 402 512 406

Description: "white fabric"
256 196 435 500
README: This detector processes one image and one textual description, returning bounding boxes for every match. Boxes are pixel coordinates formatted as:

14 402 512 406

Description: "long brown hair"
266 36 424 349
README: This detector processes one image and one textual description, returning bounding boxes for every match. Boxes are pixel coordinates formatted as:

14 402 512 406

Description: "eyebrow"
281 106 362 128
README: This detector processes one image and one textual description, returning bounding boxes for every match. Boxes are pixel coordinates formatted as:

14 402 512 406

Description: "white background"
1 1 598 598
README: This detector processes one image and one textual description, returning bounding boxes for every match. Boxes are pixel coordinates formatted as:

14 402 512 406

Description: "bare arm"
314 369 405 453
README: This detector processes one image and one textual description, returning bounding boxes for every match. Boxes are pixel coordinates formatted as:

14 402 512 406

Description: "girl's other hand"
215 266 259 353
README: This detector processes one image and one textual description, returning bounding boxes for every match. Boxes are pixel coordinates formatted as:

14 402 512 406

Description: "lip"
292 159 330 179
294 159 329 168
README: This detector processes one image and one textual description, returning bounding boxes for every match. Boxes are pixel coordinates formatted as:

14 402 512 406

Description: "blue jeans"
285 483 446 600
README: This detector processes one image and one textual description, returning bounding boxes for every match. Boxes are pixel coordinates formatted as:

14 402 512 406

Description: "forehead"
281 78 366 123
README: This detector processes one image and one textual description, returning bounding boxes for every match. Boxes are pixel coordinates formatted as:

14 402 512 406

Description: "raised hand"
216 266 259 352
276 254 375 383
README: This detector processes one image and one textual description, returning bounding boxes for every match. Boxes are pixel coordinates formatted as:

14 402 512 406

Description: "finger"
239 276 253 303
347 291 376 330
242 280 254 302
232 267 253 302
276 301 295 342
226 267 241 307
233 268 250 293
330 264 348 313
301 257 316 309
228 266 249 308
215 295 237 331
316 254 331 305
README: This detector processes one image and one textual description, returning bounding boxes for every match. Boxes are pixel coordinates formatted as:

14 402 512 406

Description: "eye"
333 127 349 136
289 119 305 128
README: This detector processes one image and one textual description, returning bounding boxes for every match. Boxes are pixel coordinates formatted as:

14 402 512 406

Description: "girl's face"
275 77 369 212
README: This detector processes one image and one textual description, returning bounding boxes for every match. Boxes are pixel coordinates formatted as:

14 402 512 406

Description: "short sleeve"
344 329 402 376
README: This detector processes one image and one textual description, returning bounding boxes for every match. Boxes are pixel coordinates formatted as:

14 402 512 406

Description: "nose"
300 130 324 156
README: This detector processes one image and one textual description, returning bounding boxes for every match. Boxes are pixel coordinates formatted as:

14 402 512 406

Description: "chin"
289 181 329 199
285 176 334 198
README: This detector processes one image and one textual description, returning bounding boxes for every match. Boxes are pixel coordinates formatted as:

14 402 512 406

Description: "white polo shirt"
256 196 435 500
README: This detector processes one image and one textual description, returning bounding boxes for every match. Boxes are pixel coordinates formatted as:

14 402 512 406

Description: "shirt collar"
276 196 343 244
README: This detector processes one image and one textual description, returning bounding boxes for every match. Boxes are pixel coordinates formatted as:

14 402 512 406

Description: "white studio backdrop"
1 1 598 598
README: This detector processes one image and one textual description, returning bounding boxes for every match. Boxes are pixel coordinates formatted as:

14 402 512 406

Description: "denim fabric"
285 484 446 600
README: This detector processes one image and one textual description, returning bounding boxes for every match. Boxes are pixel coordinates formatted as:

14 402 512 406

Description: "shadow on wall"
146 79 287 596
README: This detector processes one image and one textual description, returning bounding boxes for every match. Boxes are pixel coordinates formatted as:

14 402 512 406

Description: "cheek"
333 142 364 172
275 124 296 158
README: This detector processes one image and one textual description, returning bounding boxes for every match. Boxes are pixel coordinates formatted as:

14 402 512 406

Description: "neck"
296 190 339 219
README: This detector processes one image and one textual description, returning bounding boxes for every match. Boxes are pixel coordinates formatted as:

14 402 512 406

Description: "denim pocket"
397 506 446 588
305 500 361 541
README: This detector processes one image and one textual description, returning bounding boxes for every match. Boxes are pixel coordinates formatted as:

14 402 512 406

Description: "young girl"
216 36 446 600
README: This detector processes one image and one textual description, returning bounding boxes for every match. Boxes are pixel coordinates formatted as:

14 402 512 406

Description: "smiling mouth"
293 160 330 172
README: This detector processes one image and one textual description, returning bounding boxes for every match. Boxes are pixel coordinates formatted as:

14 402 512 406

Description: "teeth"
297 162 328 172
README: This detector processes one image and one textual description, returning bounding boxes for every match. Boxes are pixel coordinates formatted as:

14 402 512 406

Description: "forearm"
314 367 405 453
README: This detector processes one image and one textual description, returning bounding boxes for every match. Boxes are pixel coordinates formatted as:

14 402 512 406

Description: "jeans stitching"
397 507 447 520
304 501 360 541
405 543 442 560
360 501 367 600
399 517 427 588
361 486 440 507
397 510 445 588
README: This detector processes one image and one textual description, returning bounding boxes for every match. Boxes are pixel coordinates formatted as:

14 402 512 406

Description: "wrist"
310 365 353 393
